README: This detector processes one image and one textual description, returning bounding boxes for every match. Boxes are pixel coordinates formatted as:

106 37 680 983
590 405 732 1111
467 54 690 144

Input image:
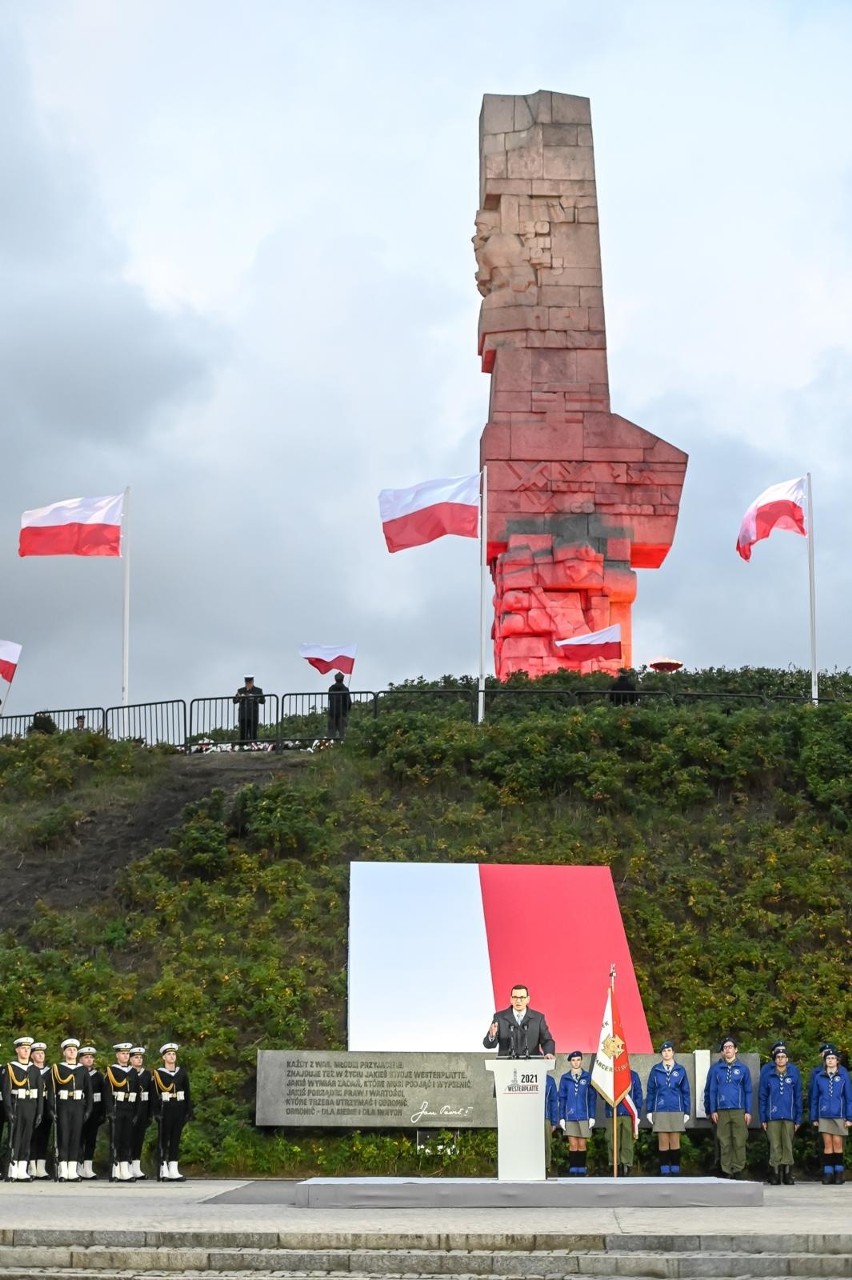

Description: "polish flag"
591 982 632 1108
19 494 124 558
736 476 807 562
298 643 357 676
554 623 621 662
0 640 22 685
379 474 479 553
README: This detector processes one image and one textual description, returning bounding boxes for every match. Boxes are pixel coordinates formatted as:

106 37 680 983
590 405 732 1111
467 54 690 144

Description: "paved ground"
0 1179 847 1243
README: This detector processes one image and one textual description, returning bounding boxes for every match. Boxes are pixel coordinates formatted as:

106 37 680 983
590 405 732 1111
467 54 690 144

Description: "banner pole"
610 966 618 1178
122 486 131 708
806 472 818 705
478 467 488 725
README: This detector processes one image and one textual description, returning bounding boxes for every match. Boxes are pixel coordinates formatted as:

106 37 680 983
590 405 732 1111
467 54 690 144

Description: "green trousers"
716 1110 748 1174
605 1115 635 1169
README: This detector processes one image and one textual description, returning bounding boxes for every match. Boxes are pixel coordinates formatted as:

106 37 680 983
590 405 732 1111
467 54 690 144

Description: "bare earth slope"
2 752 306 929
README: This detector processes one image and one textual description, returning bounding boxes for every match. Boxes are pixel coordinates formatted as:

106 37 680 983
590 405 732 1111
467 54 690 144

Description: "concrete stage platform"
292 1175 763 1209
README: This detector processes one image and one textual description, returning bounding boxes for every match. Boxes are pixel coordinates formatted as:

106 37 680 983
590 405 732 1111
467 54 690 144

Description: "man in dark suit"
483 984 556 1058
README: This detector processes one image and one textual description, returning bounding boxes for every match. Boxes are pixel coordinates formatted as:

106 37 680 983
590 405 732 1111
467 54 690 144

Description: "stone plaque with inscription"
255 1050 758 1130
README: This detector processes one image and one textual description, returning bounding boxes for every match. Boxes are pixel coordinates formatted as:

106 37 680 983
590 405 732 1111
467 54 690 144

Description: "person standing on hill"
152 1042 193 1181
77 1046 105 1179
233 676 265 743
327 672 352 739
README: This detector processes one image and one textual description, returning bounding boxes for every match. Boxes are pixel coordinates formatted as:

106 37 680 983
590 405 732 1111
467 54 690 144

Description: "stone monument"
474 91 687 677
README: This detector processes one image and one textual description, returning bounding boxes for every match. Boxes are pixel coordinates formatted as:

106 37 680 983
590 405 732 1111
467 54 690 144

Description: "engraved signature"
410 1100 474 1123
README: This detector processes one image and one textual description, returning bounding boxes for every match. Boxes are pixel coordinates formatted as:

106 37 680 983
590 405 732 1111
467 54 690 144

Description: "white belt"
114 1093 130 1102
161 1091 184 1102
140 1091 149 1101
12 1088 37 1099
58 1089 84 1100
92 1092 101 1102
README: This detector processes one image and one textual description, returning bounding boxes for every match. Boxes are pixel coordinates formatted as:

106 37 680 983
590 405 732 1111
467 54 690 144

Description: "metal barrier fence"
0 706 107 738
189 694 281 745
0 686 845 750
106 701 187 748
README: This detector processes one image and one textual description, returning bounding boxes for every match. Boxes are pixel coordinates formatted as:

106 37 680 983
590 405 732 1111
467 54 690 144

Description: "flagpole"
806 473 818 705
478 466 488 725
122 486 131 708
610 964 618 1179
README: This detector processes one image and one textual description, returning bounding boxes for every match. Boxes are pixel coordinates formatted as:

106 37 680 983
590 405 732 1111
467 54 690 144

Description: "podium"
485 1058 550 1181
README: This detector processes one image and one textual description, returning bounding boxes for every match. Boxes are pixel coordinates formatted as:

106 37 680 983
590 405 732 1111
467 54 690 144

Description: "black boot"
782 1165 795 1185
822 1160 834 1185
618 1163 629 1178
834 1168 845 1185
767 1166 780 1185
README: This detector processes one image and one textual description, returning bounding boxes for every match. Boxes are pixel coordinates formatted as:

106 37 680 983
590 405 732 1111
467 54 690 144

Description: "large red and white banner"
348 863 651 1052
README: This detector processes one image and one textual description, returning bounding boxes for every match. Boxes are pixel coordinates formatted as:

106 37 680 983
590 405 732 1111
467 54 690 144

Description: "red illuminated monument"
474 92 687 677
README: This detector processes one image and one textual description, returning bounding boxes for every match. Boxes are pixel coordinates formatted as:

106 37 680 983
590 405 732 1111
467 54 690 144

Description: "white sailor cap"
14 1036 34 1047
61 1038 81 1050
159 1042 180 1055
78 1046 96 1056
112 1041 133 1052
129 1046 146 1056
30 1041 47 1051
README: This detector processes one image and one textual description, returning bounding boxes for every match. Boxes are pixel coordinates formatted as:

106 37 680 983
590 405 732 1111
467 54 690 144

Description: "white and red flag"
0 640 22 686
298 643 357 676
736 476 807 562
19 494 124 558
379 474 480 553
554 623 621 662
591 978 634 1117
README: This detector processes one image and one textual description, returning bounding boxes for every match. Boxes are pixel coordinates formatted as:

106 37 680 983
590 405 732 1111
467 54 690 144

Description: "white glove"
684 1114 690 1123
646 1113 653 1124
559 1118 566 1131
588 1118 596 1129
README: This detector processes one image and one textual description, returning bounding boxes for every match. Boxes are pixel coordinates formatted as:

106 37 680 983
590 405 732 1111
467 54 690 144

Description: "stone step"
0 1251 850 1279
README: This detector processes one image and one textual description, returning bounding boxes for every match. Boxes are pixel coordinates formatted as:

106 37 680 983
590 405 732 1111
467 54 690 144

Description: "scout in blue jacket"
557 1051 596 1176
809 1046 851 1185
645 1040 691 1176
758 1044 802 1185
706 1035 753 1178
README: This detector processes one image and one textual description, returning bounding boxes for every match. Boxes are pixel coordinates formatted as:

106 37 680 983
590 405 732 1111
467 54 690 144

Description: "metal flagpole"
806 473 818 705
478 467 488 725
121 486 131 708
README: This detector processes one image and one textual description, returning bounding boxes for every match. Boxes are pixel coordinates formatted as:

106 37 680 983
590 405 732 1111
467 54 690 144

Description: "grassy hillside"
0 669 850 1177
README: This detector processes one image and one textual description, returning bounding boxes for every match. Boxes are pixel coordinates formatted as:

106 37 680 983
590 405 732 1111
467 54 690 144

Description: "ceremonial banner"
554 624 621 662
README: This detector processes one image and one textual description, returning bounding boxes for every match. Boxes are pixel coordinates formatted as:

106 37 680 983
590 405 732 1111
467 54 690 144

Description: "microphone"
521 1023 529 1059
509 1022 518 1059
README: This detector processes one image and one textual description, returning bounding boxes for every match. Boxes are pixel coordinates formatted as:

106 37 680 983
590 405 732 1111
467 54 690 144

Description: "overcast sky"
2 0 851 713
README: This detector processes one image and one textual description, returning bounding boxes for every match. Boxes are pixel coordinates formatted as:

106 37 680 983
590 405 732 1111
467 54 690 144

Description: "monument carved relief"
475 91 687 677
